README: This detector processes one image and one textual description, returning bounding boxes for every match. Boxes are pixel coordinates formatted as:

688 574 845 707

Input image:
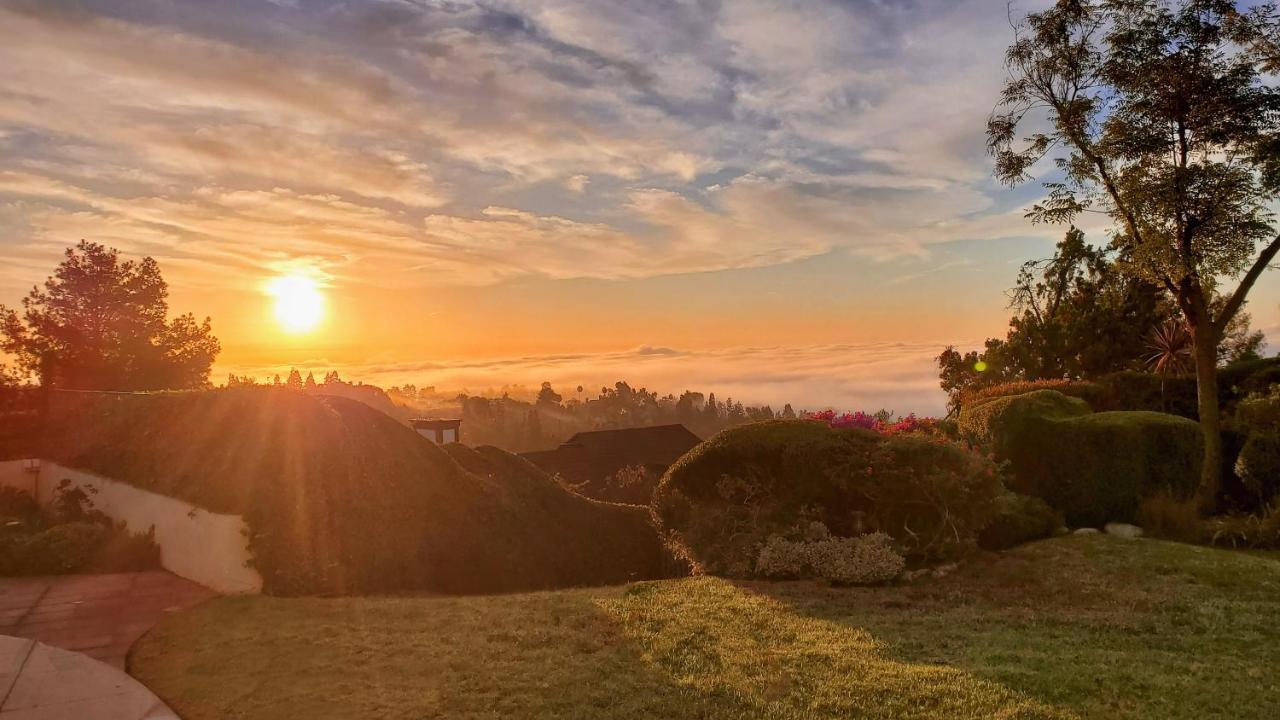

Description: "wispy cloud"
0 0 1051 293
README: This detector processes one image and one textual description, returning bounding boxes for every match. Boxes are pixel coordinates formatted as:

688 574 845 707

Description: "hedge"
958 389 1092 459
651 420 1003 576
1005 410 1203 527
40 389 682 595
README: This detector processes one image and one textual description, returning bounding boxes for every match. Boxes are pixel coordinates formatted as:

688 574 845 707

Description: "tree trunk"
1191 322 1222 511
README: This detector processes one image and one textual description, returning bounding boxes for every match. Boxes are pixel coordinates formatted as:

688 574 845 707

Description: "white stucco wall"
0 459 261 594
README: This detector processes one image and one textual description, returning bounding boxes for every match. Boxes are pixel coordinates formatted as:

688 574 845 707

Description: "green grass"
131 536 1280 719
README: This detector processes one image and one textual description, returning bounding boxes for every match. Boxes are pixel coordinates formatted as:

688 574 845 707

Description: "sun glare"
267 274 325 334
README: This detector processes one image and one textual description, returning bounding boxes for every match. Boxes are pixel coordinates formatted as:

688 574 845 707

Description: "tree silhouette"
0 241 219 390
988 0 1280 501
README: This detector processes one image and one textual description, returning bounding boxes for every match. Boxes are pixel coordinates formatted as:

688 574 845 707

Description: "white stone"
1073 527 1101 535
1104 522 1144 539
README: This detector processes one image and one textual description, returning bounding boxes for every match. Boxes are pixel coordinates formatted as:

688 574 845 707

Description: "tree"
535 381 562 409
286 368 303 391
304 372 317 391
1000 227 1174 379
988 0 1280 502
0 241 219 390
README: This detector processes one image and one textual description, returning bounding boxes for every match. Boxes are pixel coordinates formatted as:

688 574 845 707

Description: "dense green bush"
0 522 108 575
651 420 1003 576
1006 411 1203 527
1228 387 1280 509
977 492 1063 551
960 379 1107 410
0 486 160 576
1094 358 1280 418
755 525 904 585
958 390 1092 459
1234 432 1280 507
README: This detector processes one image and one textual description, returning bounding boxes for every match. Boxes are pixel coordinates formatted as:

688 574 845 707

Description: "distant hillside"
36 389 682 595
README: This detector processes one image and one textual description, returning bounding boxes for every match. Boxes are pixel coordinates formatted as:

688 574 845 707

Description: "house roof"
520 424 701 485
411 418 461 430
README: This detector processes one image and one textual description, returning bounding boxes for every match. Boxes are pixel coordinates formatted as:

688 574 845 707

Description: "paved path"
0 572 214 669
0 635 176 719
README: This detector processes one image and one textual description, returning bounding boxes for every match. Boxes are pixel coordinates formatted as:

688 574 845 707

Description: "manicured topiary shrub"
977 492 1063 551
1006 411 1203 527
960 379 1107 411
958 389 1092 459
1234 432 1280 508
651 420 1002 576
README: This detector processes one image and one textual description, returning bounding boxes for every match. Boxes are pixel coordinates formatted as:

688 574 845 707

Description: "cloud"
0 0 1053 295
217 341 959 416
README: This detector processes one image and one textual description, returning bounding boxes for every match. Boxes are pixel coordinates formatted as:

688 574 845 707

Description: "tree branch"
1215 234 1280 335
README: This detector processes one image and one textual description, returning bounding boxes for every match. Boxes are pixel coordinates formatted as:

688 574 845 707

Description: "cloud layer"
219 341 956 417
0 0 1051 293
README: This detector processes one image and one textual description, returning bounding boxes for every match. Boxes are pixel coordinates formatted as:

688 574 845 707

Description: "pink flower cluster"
807 409 939 435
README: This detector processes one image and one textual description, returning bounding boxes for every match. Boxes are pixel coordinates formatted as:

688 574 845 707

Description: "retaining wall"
0 459 261 594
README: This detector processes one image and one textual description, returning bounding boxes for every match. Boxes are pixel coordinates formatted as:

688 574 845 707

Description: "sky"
2 0 1279 415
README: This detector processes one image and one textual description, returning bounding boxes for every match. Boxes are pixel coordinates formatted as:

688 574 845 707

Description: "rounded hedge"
977 492 1062 551
1006 411 1203 527
42 389 683 595
1234 431 1280 507
958 389 1092 459
651 420 1002 576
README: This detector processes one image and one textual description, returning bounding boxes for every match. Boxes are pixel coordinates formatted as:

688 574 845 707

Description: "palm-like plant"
1146 318 1193 410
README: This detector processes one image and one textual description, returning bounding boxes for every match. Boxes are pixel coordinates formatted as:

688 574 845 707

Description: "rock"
1053 526 1070 537
1104 522 1143 539
1073 527 1101 535
931 562 959 578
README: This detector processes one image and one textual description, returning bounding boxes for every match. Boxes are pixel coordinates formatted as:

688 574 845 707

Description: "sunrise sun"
266 274 325 333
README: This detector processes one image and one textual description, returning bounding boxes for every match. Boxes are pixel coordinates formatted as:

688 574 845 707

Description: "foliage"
567 463 660 506
1202 505 1280 549
0 522 109 575
755 526 905 585
1145 318 1193 376
1006 411 1204 527
958 379 1106 410
806 409 943 436
989 0 1280 501
0 241 220 390
1233 432 1280 507
0 485 159 576
958 389 1092 458
651 420 1003 576
977 493 1063 551
41 388 681 594
937 228 1176 413
1137 491 1207 544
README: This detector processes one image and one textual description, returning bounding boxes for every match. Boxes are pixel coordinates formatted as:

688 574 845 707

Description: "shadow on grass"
728 537 1280 720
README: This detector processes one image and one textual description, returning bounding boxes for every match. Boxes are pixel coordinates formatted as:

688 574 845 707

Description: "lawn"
131 535 1280 720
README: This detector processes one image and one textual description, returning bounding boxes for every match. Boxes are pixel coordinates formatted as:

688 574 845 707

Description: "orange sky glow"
3 0 1280 415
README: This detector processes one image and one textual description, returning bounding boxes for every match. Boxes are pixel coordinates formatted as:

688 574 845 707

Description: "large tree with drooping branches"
989 0 1280 506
